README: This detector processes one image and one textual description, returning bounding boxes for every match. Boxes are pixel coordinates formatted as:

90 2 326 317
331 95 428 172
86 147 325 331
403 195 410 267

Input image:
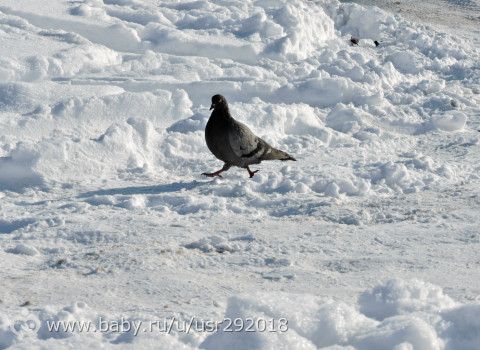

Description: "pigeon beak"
210 103 215 110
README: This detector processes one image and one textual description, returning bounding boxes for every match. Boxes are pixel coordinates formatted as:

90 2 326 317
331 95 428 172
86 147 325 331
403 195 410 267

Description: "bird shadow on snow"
77 180 209 198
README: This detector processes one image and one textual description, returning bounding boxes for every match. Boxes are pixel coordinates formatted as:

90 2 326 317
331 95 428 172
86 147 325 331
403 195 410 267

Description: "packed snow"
0 0 479 349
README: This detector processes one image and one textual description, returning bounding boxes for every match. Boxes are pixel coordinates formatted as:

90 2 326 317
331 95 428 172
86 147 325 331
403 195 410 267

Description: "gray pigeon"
203 94 296 178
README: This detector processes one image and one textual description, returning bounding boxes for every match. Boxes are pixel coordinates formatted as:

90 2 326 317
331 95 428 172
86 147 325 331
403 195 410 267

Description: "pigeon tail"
262 148 296 161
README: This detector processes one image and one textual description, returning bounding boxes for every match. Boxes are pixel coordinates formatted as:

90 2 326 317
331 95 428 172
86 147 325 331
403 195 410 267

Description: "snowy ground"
0 0 479 349
341 0 480 47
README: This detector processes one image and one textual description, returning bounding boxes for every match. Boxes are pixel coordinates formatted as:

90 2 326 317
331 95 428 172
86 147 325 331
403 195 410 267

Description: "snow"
358 279 458 320
0 0 479 349
1 280 479 349
431 112 467 132
5 243 39 256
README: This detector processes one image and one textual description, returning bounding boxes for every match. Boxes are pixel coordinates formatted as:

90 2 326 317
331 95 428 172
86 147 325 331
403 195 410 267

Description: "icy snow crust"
0 0 479 349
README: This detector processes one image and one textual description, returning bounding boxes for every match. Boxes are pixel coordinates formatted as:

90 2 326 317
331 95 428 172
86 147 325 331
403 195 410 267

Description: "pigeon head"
210 94 228 111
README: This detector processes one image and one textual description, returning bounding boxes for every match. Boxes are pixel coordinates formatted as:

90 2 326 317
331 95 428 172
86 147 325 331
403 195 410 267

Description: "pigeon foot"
246 166 259 178
202 171 223 178
202 163 231 178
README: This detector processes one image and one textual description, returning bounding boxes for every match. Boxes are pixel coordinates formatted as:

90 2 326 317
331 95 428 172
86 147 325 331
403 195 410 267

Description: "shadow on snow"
77 180 208 198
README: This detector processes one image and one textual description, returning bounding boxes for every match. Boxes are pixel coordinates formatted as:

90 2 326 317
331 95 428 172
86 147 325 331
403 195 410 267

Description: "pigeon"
203 94 296 178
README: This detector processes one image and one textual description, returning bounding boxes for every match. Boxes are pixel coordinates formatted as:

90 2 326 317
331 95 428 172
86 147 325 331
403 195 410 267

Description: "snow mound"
202 279 476 350
441 304 480 350
51 44 122 77
184 235 242 254
0 144 44 192
0 83 39 111
262 0 335 60
6 243 39 256
230 101 331 143
110 0 336 62
1 88 193 187
358 279 458 320
431 112 467 132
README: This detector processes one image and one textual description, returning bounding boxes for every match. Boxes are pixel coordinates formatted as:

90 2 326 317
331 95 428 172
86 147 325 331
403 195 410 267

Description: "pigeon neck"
213 105 231 118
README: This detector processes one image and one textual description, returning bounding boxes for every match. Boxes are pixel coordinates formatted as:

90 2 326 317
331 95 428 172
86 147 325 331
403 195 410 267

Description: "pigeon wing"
227 121 267 161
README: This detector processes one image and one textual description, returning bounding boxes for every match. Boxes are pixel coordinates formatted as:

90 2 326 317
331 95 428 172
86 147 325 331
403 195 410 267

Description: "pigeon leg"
246 166 259 178
202 163 231 178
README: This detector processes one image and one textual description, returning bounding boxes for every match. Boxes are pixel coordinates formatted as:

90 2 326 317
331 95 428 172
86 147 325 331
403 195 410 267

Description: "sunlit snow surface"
0 0 479 349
